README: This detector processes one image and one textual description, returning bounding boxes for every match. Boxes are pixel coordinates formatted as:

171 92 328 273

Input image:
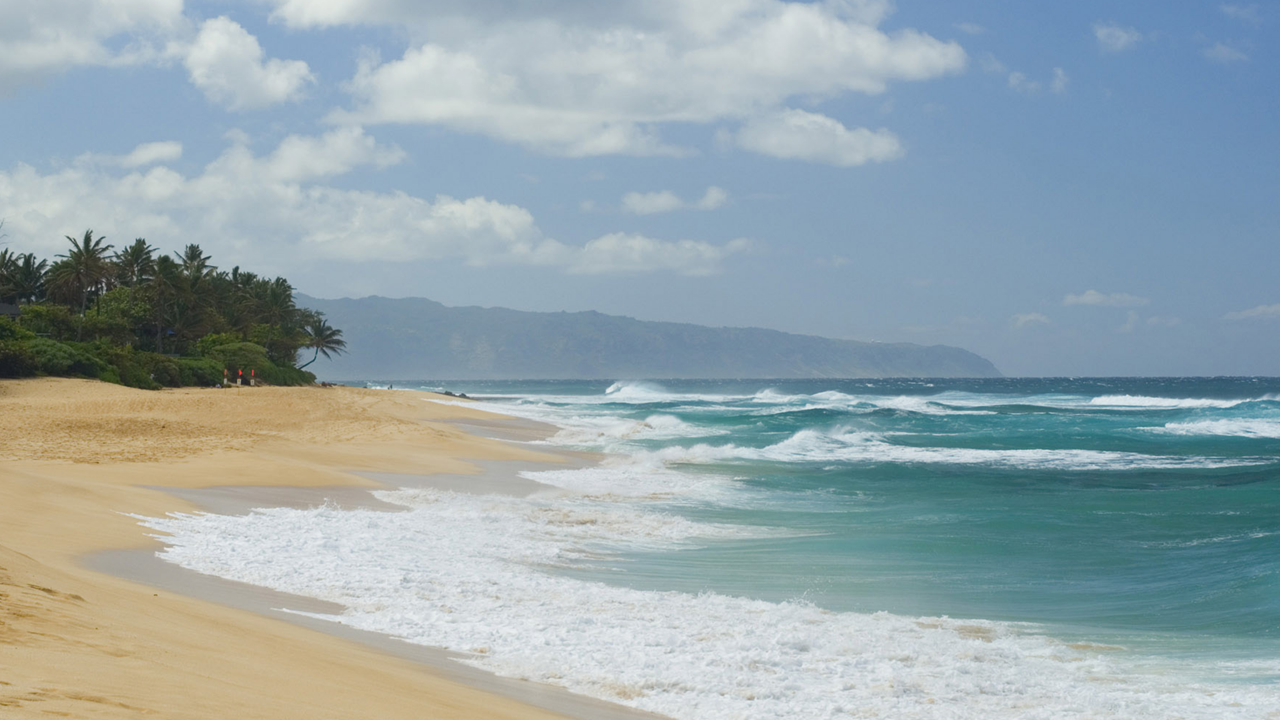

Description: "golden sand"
0 377 580 719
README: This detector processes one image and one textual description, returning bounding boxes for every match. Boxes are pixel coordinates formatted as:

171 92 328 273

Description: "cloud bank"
0 130 749 277
319 0 965 161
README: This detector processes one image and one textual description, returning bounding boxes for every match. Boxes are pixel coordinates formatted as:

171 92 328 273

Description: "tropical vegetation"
0 230 345 388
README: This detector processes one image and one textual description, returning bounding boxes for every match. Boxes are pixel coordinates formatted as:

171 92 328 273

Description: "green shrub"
16 304 79 341
204 342 314 386
194 333 242 357
0 317 35 342
0 340 37 378
174 357 224 386
26 338 108 377
259 364 316 387
82 342 159 389
206 342 271 376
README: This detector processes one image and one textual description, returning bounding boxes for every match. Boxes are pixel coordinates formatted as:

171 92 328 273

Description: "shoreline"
0 377 656 719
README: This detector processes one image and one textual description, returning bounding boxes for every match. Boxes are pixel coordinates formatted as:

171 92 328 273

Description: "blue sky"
1 0 1277 376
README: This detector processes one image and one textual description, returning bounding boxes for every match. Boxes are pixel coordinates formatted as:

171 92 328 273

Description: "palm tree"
10 254 48 304
114 239 156 288
0 249 15 303
147 255 183 354
177 244 216 282
297 317 346 369
55 230 114 339
257 276 296 362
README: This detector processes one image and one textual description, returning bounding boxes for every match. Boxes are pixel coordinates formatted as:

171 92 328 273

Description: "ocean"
141 378 1280 718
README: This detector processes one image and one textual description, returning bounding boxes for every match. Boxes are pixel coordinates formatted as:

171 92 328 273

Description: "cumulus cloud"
734 109 903 166
1012 313 1050 329
1063 290 1150 307
621 190 683 216
78 141 183 168
321 0 965 159
182 17 315 110
0 130 746 276
1093 22 1142 53
1204 42 1248 64
1224 303 1280 320
621 186 728 215
1007 72 1039 94
0 0 184 94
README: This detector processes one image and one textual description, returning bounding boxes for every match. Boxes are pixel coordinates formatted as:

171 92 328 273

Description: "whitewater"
139 377 1280 719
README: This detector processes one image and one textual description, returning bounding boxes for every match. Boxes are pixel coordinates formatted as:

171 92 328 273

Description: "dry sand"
0 378 646 719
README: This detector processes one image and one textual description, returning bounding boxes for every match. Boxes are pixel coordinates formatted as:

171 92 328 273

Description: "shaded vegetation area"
0 231 345 389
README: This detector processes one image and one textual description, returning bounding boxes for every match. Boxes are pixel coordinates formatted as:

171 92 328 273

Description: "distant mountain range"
297 294 1001 380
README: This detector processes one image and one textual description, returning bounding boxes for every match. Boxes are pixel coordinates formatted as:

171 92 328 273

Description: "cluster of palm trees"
0 230 345 367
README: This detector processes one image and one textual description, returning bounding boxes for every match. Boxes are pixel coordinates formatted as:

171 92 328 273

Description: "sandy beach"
0 378 643 719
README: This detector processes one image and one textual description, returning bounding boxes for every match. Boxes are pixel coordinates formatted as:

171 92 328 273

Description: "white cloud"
0 0 184 94
696 186 729 210
621 190 684 216
1093 22 1142 53
1063 290 1150 308
1117 310 1140 334
735 109 903 166
1006 68 1067 95
1224 303 1280 320
322 0 965 159
570 234 752 275
1008 72 1040 94
1204 42 1248 64
955 22 985 35
0 130 745 276
1012 313 1050 329
621 186 729 215
119 140 183 167
79 140 183 168
1221 4 1261 24
1051 67 1070 94
182 17 315 110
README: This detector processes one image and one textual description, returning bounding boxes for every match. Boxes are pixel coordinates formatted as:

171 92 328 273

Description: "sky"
1 0 1277 377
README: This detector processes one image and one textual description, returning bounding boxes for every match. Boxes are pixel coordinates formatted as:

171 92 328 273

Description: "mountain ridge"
297 294 1002 380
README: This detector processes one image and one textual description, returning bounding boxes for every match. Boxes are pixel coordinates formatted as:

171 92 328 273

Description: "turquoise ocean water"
144 378 1280 718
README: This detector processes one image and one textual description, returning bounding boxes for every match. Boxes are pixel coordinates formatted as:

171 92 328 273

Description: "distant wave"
1089 395 1267 409
647 428 1260 471
1153 419 1280 439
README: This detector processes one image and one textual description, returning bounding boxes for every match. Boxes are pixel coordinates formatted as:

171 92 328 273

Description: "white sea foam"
646 428 1260 470
139 490 1280 720
1089 395 1252 409
1153 419 1280 439
543 413 730 446
522 457 740 502
602 381 747 405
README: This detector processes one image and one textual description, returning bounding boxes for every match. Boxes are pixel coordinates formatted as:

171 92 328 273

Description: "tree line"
0 230 345 387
